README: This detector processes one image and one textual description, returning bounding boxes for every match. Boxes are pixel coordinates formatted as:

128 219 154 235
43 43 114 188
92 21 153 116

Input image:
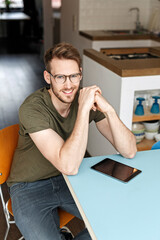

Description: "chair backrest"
0 124 19 184
151 141 160 150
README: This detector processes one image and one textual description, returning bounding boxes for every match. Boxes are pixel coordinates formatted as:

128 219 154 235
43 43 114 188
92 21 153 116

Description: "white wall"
61 0 79 43
61 0 92 56
150 0 160 9
148 0 160 31
61 0 160 33
79 0 152 31
61 0 160 55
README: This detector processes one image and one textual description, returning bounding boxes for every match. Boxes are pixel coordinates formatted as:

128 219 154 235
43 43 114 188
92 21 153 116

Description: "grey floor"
0 40 85 239
0 53 45 129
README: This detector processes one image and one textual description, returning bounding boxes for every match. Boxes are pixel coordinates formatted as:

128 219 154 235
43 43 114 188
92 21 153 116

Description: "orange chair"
0 124 74 240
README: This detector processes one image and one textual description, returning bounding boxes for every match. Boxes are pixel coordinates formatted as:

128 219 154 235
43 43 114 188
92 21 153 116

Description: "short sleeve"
89 109 105 123
19 103 50 135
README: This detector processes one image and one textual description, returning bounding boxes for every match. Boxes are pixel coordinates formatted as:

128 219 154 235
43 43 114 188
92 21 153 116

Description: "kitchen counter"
84 47 160 77
79 30 160 42
83 47 160 156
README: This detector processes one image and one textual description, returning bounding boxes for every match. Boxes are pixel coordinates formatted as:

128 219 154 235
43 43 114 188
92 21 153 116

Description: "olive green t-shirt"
7 87 105 187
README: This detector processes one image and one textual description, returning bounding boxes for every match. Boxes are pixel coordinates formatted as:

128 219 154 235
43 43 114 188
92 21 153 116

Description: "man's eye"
57 75 64 79
71 74 78 78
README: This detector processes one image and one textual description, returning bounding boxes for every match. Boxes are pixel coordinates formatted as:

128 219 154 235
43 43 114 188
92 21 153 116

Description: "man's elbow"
61 166 79 176
125 144 137 159
126 135 137 159
127 149 137 159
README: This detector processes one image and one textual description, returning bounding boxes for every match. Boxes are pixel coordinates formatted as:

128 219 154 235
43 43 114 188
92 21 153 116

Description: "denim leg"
53 175 92 240
10 179 62 240
53 175 82 219
10 175 91 240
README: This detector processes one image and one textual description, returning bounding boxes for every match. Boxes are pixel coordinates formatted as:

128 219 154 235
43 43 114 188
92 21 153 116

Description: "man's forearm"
104 109 137 158
59 109 90 175
95 93 137 159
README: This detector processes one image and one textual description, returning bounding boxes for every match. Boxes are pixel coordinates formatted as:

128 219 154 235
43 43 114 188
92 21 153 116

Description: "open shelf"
136 138 156 151
133 108 160 122
132 108 159 151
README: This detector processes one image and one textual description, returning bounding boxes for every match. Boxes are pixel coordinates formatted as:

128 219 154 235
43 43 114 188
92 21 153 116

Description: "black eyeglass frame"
47 71 82 84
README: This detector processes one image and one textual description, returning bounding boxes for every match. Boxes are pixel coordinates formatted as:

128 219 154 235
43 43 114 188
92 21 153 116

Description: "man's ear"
44 70 51 84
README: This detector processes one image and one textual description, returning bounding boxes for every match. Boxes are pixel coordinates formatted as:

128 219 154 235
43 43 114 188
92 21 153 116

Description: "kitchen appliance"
101 47 160 60
107 53 159 60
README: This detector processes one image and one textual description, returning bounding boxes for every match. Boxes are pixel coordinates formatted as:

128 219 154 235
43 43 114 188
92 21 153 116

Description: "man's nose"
64 76 72 87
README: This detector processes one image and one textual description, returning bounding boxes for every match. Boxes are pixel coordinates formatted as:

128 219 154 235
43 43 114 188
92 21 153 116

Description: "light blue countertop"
66 150 160 240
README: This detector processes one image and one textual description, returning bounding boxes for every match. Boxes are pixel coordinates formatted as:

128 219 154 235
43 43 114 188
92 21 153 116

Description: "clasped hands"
79 85 111 114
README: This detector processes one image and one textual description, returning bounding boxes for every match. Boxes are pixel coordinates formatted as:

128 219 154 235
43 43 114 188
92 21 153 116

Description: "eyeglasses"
48 71 82 84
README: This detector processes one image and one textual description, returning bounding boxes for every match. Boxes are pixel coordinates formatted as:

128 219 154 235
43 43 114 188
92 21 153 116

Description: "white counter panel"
83 55 160 156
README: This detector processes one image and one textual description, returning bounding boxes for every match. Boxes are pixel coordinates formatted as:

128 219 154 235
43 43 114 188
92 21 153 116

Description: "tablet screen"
91 158 141 182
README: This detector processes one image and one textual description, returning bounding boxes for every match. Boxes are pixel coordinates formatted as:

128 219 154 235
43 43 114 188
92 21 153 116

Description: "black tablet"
91 158 142 182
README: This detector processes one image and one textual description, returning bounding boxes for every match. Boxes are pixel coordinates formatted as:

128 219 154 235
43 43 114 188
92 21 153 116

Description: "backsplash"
79 0 159 31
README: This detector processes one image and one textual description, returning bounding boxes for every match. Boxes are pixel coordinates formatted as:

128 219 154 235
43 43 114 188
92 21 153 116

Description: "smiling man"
7 42 137 240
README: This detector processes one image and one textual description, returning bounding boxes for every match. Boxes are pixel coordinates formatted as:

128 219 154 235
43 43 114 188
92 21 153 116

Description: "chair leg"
18 237 24 240
4 222 10 240
0 186 10 240
0 186 24 240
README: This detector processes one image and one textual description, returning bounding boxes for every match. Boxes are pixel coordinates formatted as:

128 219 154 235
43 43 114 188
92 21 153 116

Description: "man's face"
46 58 81 104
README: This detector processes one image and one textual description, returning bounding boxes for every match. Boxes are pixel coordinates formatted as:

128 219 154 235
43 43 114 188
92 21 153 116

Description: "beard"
50 82 80 104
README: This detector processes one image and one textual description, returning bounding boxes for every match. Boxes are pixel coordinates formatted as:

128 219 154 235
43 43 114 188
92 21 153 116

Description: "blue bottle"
135 97 145 115
150 96 160 114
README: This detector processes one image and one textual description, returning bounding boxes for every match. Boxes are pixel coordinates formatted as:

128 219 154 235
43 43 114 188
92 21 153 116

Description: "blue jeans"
9 175 91 240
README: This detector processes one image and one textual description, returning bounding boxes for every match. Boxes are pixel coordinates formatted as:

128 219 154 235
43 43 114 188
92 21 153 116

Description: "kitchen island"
83 47 160 156
79 30 160 54
79 30 160 42
84 47 160 77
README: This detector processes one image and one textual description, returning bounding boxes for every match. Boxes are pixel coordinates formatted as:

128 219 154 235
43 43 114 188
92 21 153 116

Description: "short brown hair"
44 42 82 72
